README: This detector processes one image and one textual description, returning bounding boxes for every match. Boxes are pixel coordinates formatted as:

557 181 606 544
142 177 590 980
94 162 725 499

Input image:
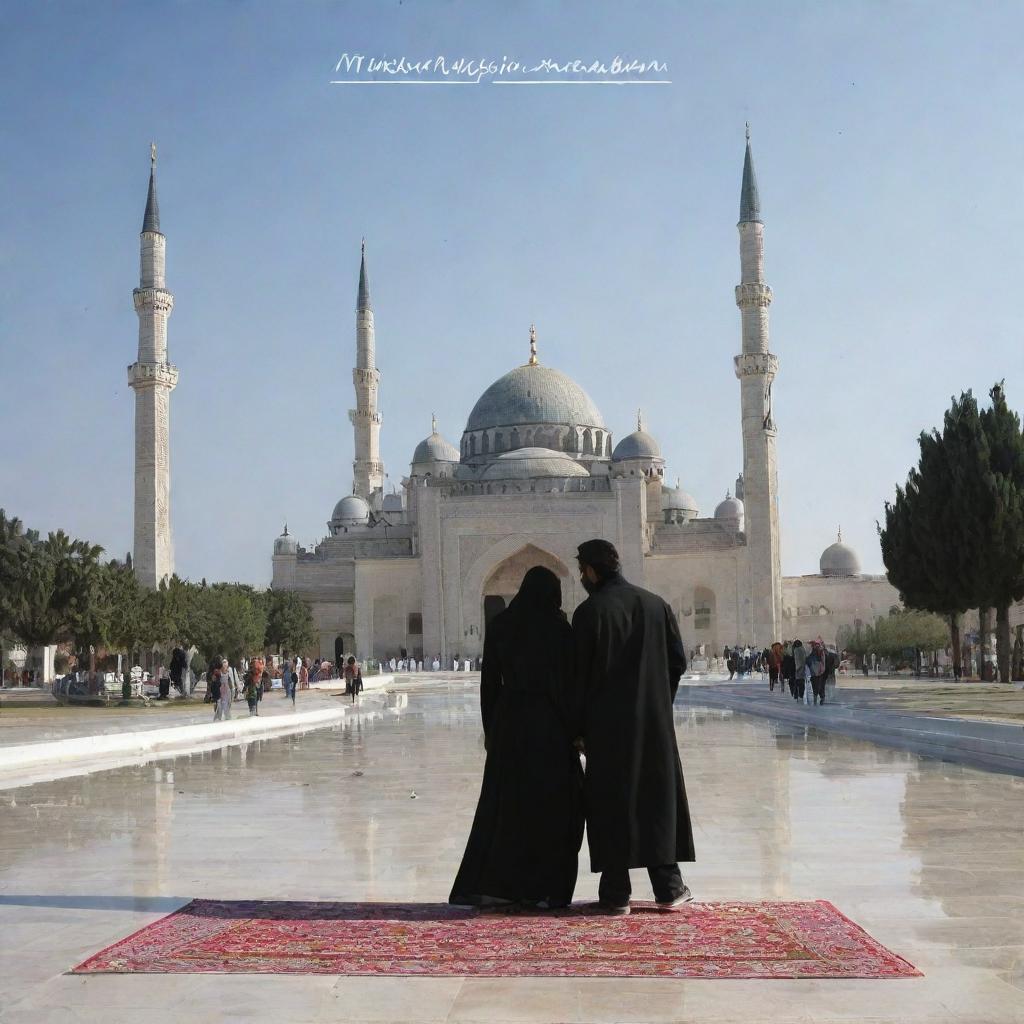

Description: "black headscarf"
507 566 563 620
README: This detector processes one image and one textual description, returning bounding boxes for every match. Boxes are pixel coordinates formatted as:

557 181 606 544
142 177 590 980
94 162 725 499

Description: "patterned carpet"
72 899 921 979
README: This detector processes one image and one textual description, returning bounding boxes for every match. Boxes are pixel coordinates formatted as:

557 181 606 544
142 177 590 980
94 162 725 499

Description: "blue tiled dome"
465 365 604 433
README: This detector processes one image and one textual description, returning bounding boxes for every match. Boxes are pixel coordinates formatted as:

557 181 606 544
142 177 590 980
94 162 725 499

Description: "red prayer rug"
72 899 921 979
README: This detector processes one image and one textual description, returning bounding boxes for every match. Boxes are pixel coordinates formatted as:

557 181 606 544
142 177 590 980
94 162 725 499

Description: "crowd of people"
203 653 365 717
724 640 841 705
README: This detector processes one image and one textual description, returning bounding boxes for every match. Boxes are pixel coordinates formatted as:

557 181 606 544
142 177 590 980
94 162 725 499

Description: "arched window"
482 432 490 455
495 431 504 451
470 434 477 456
510 427 520 449
605 435 612 457
525 429 533 447
583 429 594 455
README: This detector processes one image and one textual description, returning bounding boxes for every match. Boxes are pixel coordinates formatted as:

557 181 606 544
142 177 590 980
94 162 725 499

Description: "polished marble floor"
0 680 1021 1022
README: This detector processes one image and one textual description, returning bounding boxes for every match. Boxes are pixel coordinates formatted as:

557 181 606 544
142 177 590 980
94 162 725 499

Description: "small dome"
331 494 371 526
715 492 744 523
273 525 297 556
382 492 404 512
820 530 862 577
480 447 589 481
612 430 662 461
412 420 459 465
662 485 699 515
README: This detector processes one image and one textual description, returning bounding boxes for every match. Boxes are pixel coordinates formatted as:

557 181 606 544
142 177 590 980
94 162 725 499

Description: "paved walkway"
0 680 1021 1022
678 680 1024 776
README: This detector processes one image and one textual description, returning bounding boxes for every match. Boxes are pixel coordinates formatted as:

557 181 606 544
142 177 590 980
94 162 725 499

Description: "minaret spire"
637 408 644 432
739 123 761 224
350 240 384 502
142 142 161 234
528 323 538 365
734 126 781 645
357 237 371 311
128 144 178 587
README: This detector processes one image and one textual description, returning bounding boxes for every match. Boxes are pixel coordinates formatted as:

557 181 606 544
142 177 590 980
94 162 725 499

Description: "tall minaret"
734 125 781 644
128 144 178 587
349 240 384 502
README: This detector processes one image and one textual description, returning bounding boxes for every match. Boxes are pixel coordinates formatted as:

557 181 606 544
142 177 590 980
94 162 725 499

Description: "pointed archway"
481 543 571 618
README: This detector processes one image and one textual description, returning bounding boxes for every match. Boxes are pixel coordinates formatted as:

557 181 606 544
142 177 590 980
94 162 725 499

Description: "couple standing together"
450 539 695 915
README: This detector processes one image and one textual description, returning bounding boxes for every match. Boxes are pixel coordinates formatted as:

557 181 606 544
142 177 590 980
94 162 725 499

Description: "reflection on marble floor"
0 682 1022 1022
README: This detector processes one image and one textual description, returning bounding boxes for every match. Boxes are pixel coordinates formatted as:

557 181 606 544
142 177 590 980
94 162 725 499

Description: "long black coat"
572 574 694 872
449 602 584 906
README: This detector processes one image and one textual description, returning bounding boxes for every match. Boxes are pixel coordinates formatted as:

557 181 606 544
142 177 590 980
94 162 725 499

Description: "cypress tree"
978 383 1024 682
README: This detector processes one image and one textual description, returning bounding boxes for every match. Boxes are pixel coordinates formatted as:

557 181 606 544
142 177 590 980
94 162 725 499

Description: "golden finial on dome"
637 408 644 432
150 141 157 167
431 412 438 434
528 324 538 366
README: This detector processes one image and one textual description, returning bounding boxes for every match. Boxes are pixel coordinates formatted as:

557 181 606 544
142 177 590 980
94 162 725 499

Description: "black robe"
449 602 584 906
572 573 694 872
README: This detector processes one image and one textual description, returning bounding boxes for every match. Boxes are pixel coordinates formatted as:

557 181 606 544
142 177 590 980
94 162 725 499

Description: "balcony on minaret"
128 361 179 390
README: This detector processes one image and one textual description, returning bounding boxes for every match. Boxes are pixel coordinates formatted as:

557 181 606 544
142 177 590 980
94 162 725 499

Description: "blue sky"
2 0 1022 584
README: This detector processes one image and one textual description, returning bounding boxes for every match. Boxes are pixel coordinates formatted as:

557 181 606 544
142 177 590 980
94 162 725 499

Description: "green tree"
978 383 1024 682
190 584 266 666
263 588 316 655
4 529 104 648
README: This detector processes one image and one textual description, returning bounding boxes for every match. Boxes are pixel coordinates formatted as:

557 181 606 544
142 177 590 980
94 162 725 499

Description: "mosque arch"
525 429 533 447
461 537 576 654
482 431 490 455
494 431 504 452
510 427 521 449
470 434 477 456
583 429 594 455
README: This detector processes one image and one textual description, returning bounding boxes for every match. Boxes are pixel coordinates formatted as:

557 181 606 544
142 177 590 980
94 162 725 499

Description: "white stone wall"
782 574 901 646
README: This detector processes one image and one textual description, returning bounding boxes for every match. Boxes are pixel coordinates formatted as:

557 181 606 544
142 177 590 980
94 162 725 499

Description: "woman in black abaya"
449 566 583 909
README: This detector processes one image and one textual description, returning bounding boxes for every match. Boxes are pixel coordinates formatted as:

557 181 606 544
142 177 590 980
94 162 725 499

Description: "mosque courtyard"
0 675 1021 1023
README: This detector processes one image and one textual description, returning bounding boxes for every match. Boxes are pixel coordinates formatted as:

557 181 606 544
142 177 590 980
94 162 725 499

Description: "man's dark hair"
576 538 621 579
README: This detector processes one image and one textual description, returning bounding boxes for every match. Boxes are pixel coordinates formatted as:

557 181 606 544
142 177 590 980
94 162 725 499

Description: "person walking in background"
298 657 309 689
808 640 827 705
209 658 225 721
572 539 694 915
782 641 796 697
792 640 807 701
344 656 362 704
280 658 293 700
768 641 783 693
217 658 234 720
244 657 264 716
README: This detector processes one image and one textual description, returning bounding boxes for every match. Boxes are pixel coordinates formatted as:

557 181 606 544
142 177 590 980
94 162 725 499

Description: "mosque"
266 133 899 663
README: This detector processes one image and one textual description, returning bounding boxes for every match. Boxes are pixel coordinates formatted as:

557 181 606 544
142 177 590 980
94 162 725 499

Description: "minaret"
349 240 384 501
734 125 781 644
128 144 178 587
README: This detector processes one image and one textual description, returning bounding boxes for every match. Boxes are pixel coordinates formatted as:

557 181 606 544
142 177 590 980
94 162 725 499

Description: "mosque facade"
270 136 898 662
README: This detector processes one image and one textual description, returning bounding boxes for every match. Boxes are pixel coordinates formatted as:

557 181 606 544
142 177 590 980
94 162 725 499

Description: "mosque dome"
465 364 604 434
612 430 662 461
714 492 744 527
273 525 298 556
820 530 862 577
480 447 590 481
662 484 699 516
331 494 371 526
412 417 459 465
611 411 663 465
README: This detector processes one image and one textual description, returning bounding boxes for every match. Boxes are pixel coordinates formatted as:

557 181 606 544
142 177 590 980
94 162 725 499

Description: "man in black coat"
572 539 695 914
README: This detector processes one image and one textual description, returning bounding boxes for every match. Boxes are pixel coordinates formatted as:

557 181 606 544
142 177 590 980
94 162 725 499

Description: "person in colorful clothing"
243 657 265 716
